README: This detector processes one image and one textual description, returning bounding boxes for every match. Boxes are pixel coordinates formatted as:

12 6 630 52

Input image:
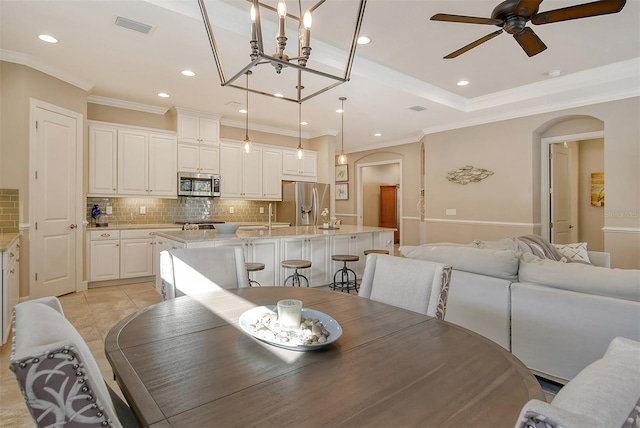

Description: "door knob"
69 224 77 229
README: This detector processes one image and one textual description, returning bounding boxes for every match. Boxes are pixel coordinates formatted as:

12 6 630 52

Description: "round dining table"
105 287 544 427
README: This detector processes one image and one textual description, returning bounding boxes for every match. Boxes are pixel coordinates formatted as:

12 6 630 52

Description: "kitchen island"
156 225 396 288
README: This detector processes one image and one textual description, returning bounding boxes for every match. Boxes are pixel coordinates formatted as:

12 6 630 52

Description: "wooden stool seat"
281 259 311 287
364 249 389 255
246 262 265 287
331 254 360 262
246 262 265 272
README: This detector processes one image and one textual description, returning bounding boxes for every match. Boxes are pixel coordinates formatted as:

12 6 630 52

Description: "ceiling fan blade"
532 0 626 25
513 27 547 57
431 13 503 26
443 30 503 59
514 0 544 17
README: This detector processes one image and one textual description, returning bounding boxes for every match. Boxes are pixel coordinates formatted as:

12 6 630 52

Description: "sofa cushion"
518 253 640 302
399 245 520 281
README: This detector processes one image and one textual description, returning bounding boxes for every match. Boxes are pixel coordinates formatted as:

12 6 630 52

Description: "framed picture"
335 165 348 182
335 183 349 200
590 172 604 207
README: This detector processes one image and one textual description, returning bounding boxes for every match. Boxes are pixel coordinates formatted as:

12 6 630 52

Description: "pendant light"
337 97 347 165
296 101 304 159
243 71 253 154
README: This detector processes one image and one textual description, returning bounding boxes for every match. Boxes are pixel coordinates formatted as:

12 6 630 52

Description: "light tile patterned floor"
0 282 161 427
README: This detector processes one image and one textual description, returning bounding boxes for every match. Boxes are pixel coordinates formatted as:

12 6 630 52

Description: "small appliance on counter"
174 220 225 230
91 204 109 227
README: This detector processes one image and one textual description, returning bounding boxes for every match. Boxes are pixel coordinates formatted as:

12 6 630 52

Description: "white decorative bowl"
214 223 240 234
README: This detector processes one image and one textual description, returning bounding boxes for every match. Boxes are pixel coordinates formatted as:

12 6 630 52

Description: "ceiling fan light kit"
431 0 627 58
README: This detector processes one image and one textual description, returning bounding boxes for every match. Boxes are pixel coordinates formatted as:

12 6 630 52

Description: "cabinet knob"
116 244 120 247
9 269 14 274
69 224 78 229
9 252 14 258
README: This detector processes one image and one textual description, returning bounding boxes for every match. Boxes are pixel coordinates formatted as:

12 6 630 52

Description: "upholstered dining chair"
10 296 139 428
160 246 249 300
358 254 452 319
514 336 640 428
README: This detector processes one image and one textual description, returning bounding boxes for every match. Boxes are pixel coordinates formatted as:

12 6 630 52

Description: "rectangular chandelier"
198 0 367 103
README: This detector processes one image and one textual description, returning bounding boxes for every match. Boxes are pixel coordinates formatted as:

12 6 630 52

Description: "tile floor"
0 280 559 427
0 281 162 427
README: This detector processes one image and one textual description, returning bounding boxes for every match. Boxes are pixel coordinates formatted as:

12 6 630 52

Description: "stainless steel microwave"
178 172 220 197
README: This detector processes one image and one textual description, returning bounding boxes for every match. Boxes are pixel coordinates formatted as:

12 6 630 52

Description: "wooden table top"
105 287 544 428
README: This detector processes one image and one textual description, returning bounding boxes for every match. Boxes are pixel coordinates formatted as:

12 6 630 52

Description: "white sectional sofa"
399 239 640 383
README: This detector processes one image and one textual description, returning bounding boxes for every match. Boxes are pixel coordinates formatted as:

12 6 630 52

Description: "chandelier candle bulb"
277 299 303 332
302 9 312 47
277 0 286 37
250 5 257 40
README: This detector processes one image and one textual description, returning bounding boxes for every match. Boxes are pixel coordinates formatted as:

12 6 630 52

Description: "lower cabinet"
215 238 280 287
89 229 180 284
2 236 20 345
280 236 330 287
372 231 395 255
330 233 373 278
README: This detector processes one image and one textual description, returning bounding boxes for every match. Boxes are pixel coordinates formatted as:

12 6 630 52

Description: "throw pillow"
553 242 591 264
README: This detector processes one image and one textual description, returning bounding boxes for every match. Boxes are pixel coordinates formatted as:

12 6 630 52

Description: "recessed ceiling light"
548 69 562 78
181 70 196 77
157 92 170 98
38 34 58 43
357 36 371 45
336 108 344 113
274 93 284 98
300 121 308 126
239 108 247 114
457 80 469 86
374 133 381 137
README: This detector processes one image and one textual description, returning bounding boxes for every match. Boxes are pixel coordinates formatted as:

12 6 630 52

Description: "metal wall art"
447 165 494 185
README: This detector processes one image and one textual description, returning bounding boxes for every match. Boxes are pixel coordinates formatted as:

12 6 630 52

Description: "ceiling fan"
431 0 627 58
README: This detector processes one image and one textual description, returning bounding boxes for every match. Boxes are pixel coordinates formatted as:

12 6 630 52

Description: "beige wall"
87 103 173 130
362 164 400 227
334 143 422 246
422 98 639 268
578 138 605 251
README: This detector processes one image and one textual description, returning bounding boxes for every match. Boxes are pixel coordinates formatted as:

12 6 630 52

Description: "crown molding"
1 49 94 91
87 95 169 115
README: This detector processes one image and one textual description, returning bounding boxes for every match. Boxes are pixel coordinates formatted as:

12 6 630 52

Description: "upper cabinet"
219 141 282 200
89 121 177 198
173 108 222 174
173 108 221 146
282 149 317 182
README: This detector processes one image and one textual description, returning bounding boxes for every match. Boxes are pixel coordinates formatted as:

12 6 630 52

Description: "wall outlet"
260 207 264 214
446 208 456 216
105 205 112 215
229 207 234 214
139 206 146 214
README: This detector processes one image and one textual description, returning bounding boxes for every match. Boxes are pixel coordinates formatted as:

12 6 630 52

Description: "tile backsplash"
0 189 19 233
86 197 276 226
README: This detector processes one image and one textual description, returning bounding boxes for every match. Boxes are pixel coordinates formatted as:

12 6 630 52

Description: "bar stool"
331 254 359 293
246 262 265 287
281 259 311 287
363 249 390 256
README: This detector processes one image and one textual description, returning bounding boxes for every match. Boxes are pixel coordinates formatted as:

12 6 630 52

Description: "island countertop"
156 225 395 243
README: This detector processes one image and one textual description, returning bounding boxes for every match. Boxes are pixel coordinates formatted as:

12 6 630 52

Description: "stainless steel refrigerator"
276 181 330 226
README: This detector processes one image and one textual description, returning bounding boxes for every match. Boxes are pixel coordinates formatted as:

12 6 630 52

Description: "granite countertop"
0 233 20 252
85 222 291 231
156 225 396 243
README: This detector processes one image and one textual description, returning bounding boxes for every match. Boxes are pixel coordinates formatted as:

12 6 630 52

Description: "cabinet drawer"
90 230 120 241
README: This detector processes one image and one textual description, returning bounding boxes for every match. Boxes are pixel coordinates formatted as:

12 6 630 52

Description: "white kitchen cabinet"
118 130 177 197
330 233 373 278
282 149 317 181
247 238 280 286
262 148 283 199
280 236 329 287
152 230 182 292
220 141 282 200
2 236 20 344
176 113 220 146
120 230 154 279
178 143 219 174
88 124 118 196
372 230 395 255
220 141 263 199
89 230 120 282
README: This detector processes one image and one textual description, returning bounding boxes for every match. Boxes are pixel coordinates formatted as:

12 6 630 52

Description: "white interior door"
550 144 573 244
31 100 82 298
